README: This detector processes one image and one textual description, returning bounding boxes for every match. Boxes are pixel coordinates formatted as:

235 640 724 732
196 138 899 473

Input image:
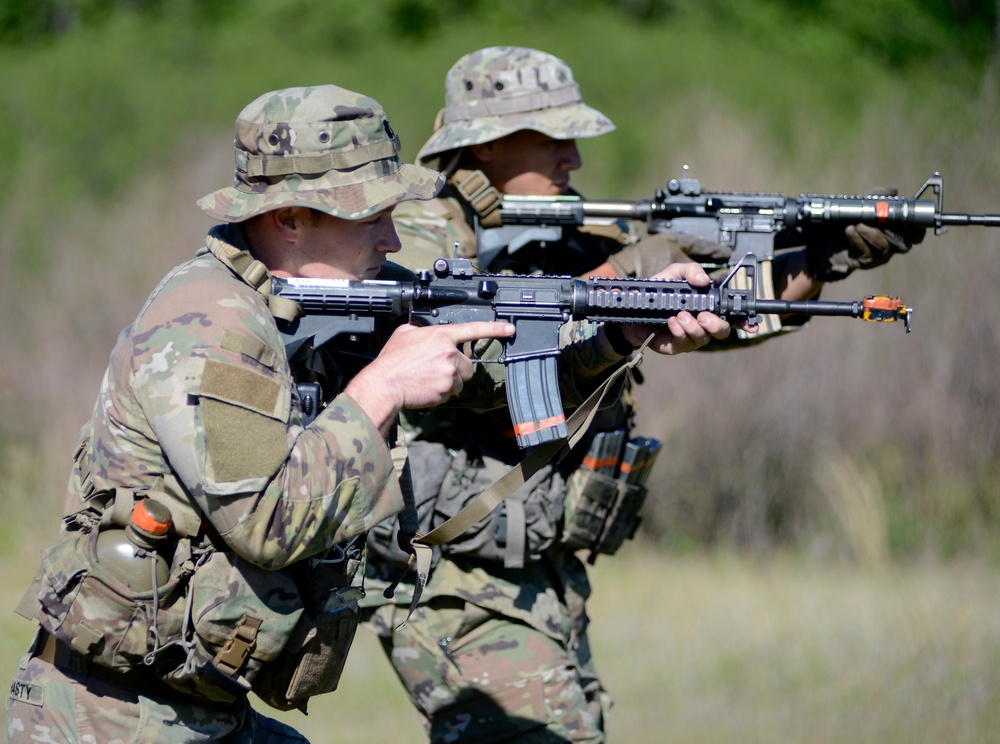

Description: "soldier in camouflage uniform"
4 84 524 744
360 47 921 743
6 82 729 744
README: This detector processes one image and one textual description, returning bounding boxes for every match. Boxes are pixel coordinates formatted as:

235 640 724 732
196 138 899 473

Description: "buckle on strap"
214 615 263 676
227 251 270 291
35 628 58 664
451 169 502 221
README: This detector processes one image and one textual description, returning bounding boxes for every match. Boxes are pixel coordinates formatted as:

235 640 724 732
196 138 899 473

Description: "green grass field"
5 544 998 743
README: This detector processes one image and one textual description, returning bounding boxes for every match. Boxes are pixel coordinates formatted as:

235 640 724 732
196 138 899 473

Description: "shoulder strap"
208 235 302 324
449 169 503 226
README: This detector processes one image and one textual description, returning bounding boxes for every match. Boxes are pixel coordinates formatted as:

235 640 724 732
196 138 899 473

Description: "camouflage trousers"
364 598 608 744
6 630 309 744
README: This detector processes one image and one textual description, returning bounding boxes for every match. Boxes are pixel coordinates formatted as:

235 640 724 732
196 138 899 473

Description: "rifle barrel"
579 200 651 220
754 299 863 317
938 213 1000 226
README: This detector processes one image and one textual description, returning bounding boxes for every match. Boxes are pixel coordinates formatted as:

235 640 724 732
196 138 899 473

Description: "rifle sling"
449 169 503 225
391 340 650 629
218 243 302 323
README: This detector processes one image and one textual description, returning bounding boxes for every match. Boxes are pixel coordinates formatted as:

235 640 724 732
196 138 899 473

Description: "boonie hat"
416 46 615 165
199 85 443 222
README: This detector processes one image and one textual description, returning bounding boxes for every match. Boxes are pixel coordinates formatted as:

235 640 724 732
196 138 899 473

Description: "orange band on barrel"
864 296 904 311
876 201 889 221
514 414 567 436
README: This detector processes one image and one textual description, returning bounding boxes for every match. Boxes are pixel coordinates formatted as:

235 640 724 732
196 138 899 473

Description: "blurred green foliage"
2 0 996 65
1 0 995 277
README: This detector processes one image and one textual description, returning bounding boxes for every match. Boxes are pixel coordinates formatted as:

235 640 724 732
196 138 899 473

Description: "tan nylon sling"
450 169 503 229
386 341 650 629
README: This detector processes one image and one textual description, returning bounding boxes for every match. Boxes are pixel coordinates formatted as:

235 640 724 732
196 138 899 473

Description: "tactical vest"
16 244 384 713
17 438 364 711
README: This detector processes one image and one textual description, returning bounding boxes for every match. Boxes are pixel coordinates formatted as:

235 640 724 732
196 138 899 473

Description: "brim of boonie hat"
416 101 614 165
197 163 443 223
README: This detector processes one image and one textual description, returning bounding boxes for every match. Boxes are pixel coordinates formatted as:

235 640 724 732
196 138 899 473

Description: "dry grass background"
4 91 999 560
3 544 998 742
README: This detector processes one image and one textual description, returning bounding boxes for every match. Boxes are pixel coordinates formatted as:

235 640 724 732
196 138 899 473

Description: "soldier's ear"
468 142 495 164
269 207 307 243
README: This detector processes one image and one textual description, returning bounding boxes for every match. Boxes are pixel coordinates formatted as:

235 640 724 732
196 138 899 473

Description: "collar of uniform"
206 224 269 290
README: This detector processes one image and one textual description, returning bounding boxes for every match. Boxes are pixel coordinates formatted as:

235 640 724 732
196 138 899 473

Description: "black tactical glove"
804 187 926 282
606 231 732 277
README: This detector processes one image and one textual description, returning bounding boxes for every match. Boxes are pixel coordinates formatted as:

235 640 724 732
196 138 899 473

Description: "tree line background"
1 0 999 563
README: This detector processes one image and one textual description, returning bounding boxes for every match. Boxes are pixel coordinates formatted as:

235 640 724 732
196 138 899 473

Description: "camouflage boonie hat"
416 47 615 165
199 85 443 222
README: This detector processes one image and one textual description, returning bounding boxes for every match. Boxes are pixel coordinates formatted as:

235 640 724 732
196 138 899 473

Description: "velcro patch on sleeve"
202 399 289 483
200 359 281 418
194 357 290 484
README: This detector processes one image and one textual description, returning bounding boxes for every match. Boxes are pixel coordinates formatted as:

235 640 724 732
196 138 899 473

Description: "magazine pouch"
251 550 364 712
562 433 658 557
160 549 304 703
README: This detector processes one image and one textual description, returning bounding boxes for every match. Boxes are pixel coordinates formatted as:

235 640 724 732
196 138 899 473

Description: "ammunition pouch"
368 371 656 577
251 551 365 711
22 490 362 710
560 430 660 561
561 467 647 558
159 549 306 704
368 441 563 571
369 430 657 572
433 446 563 569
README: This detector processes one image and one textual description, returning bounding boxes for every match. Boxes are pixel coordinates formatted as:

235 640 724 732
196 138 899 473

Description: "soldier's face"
473 131 582 196
288 207 402 280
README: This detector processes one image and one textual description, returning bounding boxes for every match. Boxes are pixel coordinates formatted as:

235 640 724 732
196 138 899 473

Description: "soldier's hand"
345 321 515 433
617 262 754 354
804 187 925 282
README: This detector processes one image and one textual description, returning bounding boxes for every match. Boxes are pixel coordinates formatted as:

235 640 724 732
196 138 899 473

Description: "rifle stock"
274 255 910 448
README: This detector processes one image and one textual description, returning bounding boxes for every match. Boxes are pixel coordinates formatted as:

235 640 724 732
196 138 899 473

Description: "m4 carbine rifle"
482 171 1000 266
275 255 909 449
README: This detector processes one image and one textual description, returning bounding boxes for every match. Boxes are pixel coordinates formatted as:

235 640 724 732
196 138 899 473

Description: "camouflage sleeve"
114 255 403 569
556 319 628 405
392 196 477 272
